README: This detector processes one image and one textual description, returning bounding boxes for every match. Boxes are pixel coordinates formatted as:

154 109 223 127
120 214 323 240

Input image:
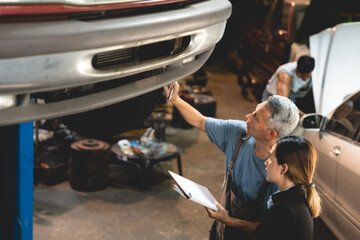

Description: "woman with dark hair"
207 135 321 240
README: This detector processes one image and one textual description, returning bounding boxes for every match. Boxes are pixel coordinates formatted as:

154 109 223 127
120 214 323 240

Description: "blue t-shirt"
205 118 278 211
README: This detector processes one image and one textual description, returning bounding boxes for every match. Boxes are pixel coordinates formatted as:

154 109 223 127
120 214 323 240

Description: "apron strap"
227 131 248 173
256 180 270 203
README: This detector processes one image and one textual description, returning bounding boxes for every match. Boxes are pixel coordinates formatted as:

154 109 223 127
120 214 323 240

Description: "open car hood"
310 22 360 116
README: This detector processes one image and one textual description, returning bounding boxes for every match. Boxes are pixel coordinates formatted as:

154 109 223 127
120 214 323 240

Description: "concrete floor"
33 58 337 240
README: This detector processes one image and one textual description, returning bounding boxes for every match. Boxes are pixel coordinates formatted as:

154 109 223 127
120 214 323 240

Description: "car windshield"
326 92 360 141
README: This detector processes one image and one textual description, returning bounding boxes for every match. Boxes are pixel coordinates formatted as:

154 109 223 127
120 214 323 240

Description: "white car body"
310 22 360 116
301 22 360 240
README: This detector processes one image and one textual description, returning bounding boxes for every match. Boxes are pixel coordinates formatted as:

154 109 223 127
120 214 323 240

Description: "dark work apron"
209 132 268 240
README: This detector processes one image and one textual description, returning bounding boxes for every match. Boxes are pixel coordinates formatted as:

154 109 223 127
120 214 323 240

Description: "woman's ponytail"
306 185 321 218
275 135 322 218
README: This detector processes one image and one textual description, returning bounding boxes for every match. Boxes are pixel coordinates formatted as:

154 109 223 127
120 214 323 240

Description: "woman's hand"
205 202 230 225
206 202 261 232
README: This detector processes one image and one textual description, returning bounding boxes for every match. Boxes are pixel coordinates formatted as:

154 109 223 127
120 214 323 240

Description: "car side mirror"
300 114 324 129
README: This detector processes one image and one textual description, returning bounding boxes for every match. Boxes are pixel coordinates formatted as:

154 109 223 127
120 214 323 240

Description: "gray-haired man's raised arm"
164 82 207 132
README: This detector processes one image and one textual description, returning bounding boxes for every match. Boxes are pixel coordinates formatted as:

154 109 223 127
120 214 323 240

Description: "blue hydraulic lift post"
14 122 34 240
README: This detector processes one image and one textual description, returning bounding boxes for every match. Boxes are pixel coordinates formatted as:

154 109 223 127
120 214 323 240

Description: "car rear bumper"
0 0 232 125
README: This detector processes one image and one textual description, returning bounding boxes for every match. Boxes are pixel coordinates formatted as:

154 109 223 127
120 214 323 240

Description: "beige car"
301 22 360 239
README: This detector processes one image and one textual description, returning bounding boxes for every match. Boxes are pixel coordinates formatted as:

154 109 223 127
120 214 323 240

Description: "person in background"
165 82 299 239
207 135 321 240
262 56 315 117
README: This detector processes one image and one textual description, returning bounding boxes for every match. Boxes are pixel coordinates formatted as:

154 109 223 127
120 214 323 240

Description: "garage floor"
33 57 337 240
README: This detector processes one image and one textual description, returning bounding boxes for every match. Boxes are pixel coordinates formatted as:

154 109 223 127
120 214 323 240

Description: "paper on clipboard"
169 171 218 211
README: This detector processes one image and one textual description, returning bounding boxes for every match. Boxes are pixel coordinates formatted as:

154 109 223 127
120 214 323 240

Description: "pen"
168 86 174 100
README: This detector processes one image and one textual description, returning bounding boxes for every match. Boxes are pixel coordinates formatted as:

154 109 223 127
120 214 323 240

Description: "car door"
302 128 344 235
335 141 360 240
302 91 360 239
331 92 360 240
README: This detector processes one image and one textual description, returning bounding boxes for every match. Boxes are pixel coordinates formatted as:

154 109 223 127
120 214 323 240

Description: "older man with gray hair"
165 82 299 239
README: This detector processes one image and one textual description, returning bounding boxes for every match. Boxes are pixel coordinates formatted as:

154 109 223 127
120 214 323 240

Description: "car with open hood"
300 22 360 239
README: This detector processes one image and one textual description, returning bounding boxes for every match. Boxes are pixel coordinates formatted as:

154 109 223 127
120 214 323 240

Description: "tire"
170 94 195 129
192 94 217 117
59 89 163 139
170 93 216 129
189 86 212 95
184 67 208 87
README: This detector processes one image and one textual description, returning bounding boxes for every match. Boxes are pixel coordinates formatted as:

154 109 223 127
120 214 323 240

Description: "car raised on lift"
0 0 231 138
